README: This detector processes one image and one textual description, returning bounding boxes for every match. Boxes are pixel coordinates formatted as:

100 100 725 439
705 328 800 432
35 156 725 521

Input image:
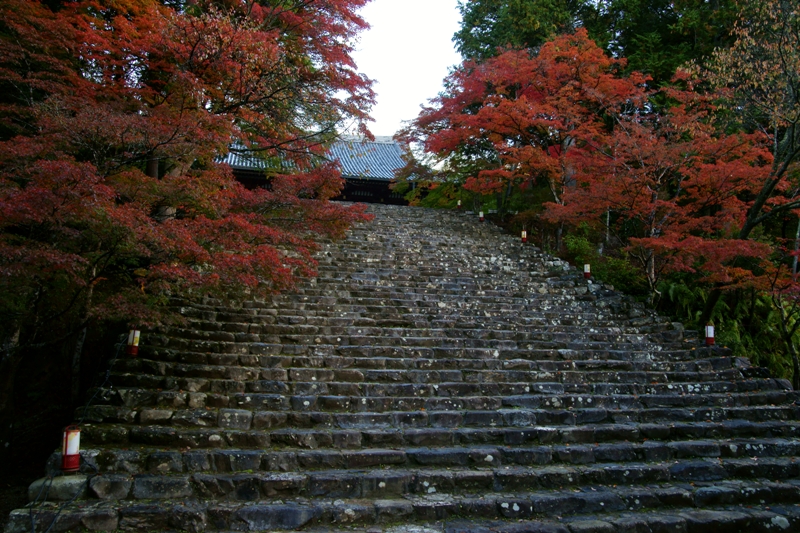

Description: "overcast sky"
351 0 463 138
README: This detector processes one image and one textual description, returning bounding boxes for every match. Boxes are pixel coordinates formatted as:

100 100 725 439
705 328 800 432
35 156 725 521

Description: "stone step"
109 357 759 386
119 351 733 374
96 372 792 403
140 339 696 359
163 324 665 344
197 294 616 311
116 356 739 380
58 438 800 477
135 349 708 370
80 399 800 432
175 311 664 333
80 420 800 449
11 485 800 532
32 461 800 503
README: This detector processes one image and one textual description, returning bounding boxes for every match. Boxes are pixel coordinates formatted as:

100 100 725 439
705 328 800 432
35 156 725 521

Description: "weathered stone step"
99 368 791 401
127 347 732 380
288 287 581 301
163 323 664 344
32 460 800 504
80 396 800 434
11 484 800 532
121 349 738 374
137 343 703 366
80 419 800 449
176 306 651 330
146 333 685 359
59 438 800 478
255 295 614 311
110 357 757 388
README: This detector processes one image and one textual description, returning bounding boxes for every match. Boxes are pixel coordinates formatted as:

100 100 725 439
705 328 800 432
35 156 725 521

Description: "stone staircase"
7 204 800 533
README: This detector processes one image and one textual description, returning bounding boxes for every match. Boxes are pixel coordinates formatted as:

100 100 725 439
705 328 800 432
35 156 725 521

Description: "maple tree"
402 29 648 241
0 0 374 424
406 29 776 305
544 81 773 299
689 0 800 322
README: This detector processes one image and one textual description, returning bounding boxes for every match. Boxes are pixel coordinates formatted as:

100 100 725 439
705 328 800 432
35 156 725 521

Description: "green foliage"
658 279 793 379
563 231 649 297
407 182 462 209
454 0 739 85
454 0 578 59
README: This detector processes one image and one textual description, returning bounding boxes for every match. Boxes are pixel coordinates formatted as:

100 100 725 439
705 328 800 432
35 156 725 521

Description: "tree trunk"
555 223 564 253
793 217 800 278
774 297 800 390
0 328 22 465
146 156 159 179
71 267 96 404
0 327 21 414
71 327 87 406
700 289 723 325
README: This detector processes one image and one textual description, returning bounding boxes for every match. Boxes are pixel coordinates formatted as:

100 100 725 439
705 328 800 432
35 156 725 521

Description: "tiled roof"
217 146 286 171
328 138 405 181
218 138 405 181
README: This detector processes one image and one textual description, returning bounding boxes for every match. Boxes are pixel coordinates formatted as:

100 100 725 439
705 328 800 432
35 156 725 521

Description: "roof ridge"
338 135 396 144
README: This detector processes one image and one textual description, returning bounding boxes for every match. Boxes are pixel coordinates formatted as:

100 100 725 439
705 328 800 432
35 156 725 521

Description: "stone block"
172 409 217 427
362 471 411 497
217 408 253 429
567 520 615 533
452 470 494 492
375 499 414 522
132 474 192 499
169 504 207 533
183 451 211 472
409 448 469 466
308 471 361 497
669 460 727 481
260 473 307 497
28 475 88 502
89 474 133 500
502 446 552 465
138 409 173 424
327 501 375 525
118 504 172 531
81 508 119 531
146 451 183 473
262 452 298 472
252 411 287 429
233 504 317 531
343 449 406 468
332 430 362 449
679 510 751 533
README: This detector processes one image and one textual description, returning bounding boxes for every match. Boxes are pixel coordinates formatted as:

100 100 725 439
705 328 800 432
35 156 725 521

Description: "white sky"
351 0 463 137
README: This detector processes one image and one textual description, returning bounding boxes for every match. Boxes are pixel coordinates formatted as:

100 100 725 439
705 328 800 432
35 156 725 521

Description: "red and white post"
126 329 141 357
521 230 527 243
61 425 81 472
457 199 462 209
479 211 485 222
583 264 591 279
705 324 715 346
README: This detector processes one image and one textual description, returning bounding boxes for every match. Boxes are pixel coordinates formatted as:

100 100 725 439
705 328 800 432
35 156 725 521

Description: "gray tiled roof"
328 138 405 181
218 138 405 181
217 146 285 171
